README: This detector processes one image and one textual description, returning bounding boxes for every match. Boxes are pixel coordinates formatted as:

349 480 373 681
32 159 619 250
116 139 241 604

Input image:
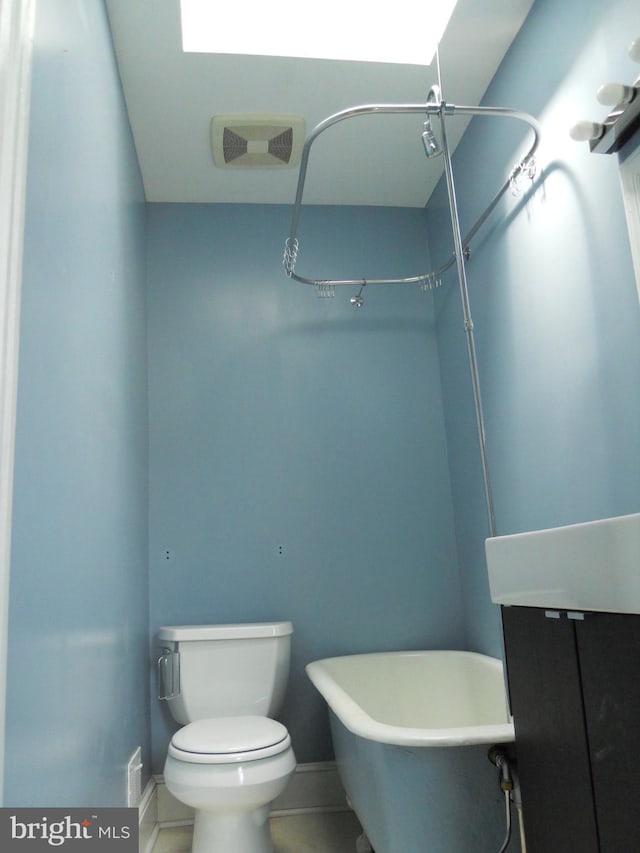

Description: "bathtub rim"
306 650 515 748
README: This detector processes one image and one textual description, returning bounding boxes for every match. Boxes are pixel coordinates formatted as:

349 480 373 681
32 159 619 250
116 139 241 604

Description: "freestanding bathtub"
306 650 516 853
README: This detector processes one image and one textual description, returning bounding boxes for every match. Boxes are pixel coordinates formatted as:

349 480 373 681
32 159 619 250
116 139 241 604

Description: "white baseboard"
271 761 349 817
152 761 348 829
138 778 159 853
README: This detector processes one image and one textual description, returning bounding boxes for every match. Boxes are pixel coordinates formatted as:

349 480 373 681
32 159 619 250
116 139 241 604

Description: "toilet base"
164 741 296 853
192 804 272 853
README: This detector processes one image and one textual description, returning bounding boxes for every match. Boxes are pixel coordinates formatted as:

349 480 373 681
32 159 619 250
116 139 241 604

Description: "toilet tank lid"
158 621 293 642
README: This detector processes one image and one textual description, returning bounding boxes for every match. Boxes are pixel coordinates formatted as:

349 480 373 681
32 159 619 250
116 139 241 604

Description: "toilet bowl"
157 623 296 853
165 717 296 853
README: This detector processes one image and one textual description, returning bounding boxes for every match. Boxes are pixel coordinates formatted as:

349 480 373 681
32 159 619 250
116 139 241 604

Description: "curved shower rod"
283 97 541 289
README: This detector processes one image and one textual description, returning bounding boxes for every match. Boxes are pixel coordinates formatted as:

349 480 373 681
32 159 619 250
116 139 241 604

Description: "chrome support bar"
437 94 497 539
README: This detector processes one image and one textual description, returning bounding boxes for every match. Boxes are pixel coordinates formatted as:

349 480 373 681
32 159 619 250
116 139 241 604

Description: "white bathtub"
306 650 516 853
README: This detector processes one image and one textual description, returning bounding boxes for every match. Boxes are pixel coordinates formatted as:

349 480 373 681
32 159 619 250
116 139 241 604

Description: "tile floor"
151 810 366 853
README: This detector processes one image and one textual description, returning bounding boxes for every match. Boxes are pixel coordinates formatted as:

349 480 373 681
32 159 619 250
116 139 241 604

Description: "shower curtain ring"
350 279 366 308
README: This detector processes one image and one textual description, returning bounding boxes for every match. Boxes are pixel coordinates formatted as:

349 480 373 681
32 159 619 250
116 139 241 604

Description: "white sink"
486 512 640 613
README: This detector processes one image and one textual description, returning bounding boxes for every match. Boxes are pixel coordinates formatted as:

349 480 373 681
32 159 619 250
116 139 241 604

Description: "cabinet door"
576 613 640 853
501 606 599 853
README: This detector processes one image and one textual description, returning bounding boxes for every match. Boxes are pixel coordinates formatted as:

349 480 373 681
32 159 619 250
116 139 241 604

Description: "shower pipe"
283 98 541 290
283 92 541 539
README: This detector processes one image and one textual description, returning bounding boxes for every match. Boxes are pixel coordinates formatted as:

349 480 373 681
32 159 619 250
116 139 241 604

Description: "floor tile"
150 825 192 853
150 810 364 853
271 811 363 852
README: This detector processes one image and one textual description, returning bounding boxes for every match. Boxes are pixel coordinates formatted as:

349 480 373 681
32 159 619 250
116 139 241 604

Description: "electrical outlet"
127 747 143 808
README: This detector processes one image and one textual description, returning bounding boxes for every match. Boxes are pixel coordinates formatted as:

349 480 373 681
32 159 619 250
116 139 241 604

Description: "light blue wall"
428 0 640 657
5 0 150 805
147 204 464 769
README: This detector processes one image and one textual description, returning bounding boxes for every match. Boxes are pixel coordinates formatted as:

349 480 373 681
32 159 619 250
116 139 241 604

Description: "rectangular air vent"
211 115 305 168
127 747 143 807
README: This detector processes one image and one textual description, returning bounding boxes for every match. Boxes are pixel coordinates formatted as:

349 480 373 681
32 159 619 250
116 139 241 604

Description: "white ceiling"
105 0 535 207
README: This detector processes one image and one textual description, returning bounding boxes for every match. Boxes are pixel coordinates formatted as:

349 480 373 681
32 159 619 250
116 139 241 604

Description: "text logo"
0 809 138 852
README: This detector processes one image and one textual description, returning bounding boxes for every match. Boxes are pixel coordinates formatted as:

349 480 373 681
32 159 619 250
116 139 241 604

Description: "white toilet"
157 621 296 853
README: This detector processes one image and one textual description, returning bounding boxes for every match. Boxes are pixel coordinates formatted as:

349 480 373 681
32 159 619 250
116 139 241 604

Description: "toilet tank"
157 622 293 726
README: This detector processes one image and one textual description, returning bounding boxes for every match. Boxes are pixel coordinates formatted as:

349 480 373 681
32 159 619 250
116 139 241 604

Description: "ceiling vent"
210 115 306 169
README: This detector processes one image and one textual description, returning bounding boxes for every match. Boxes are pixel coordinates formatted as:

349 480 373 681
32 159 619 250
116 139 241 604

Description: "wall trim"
151 761 349 829
0 0 35 806
271 761 349 817
138 778 159 853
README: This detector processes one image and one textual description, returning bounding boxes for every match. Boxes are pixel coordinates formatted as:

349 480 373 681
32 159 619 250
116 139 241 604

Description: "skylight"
180 0 458 67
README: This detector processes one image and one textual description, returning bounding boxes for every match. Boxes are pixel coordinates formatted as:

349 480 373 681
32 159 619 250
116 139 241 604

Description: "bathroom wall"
5 0 150 805
13 0 638 807
428 0 640 657
147 203 464 769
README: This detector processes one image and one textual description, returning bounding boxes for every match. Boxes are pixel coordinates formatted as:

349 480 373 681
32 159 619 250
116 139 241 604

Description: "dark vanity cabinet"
501 606 640 853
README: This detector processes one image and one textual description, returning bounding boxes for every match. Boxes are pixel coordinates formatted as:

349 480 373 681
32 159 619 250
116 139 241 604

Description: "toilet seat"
168 715 292 764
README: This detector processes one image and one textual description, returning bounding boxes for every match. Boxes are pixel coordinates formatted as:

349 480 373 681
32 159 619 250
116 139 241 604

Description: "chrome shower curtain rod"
283 97 541 288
